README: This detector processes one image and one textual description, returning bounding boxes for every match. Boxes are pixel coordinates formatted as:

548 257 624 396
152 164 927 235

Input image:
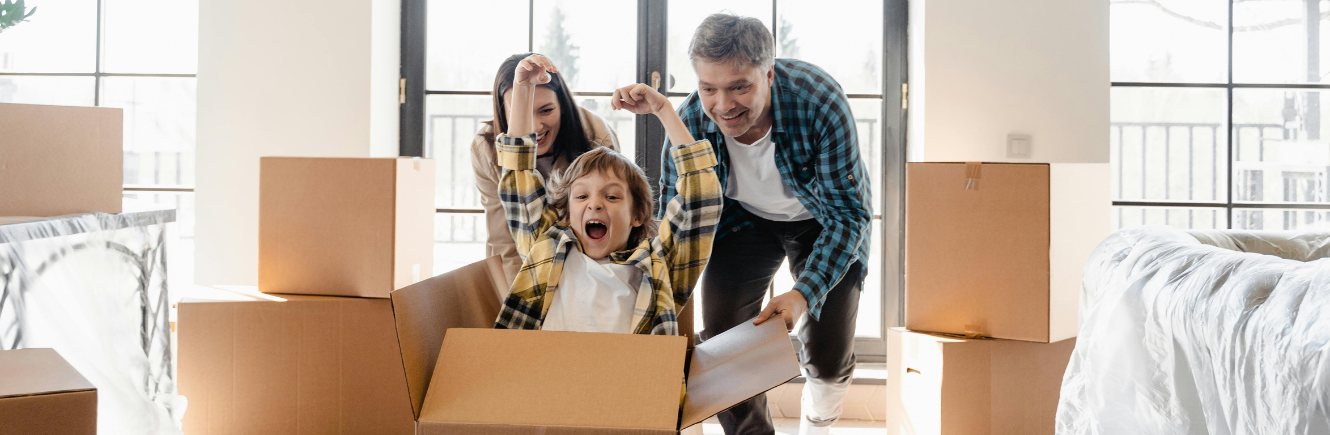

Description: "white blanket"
1057 226 1330 435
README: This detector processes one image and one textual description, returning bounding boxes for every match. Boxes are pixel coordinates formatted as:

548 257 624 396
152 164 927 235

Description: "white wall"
370 0 402 158
195 0 400 286
908 0 1110 164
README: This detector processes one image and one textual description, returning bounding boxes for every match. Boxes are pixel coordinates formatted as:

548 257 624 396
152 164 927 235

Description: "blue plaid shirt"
658 59 872 320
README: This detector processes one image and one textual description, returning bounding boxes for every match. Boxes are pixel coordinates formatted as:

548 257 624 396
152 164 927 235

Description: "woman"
472 53 619 286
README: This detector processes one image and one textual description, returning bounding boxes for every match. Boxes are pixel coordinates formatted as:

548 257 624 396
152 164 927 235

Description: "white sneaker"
799 417 834 435
799 377 850 435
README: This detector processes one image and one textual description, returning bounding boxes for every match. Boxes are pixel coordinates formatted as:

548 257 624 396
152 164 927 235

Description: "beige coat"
471 106 619 285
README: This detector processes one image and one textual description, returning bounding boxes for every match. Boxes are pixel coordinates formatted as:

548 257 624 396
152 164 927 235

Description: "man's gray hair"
688 13 775 70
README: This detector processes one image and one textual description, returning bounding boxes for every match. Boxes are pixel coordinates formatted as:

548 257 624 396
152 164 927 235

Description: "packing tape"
964 162 982 191
413 156 421 171
963 324 985 339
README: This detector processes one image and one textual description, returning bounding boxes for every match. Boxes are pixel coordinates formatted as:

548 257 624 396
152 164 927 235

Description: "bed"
1056 226 1330 434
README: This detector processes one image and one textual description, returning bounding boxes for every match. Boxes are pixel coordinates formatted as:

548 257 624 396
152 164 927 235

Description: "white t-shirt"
542 248 642 333
724 128 813 221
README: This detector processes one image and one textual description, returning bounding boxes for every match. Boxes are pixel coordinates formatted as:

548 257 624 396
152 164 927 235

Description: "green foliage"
539 5 580 88
0 0 36 34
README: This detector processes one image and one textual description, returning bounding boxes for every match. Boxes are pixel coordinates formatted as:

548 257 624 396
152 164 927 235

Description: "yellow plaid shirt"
493 133 722 335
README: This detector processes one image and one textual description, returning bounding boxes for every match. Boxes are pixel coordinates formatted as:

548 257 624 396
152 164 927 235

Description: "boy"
493 54 721 335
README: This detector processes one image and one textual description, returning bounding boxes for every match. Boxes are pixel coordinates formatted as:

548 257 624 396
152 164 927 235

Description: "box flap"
419 329 687 431
0 348 95 398
178 296 414 434
390 256 507 418
679 319 800 428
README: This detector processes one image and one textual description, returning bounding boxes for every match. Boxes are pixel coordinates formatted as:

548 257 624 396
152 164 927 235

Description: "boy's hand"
612 83 671 116
515 54 557 87
754 291 808 331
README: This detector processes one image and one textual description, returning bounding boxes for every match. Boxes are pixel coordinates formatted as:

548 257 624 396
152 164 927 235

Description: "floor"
697 417 887 434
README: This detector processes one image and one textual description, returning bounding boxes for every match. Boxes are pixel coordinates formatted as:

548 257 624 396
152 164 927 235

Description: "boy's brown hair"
548 147 658 248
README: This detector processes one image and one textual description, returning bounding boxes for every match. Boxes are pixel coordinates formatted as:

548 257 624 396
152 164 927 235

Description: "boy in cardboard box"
493 54 722 335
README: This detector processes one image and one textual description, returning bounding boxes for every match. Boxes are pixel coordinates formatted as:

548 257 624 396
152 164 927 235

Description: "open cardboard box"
390 256 801 434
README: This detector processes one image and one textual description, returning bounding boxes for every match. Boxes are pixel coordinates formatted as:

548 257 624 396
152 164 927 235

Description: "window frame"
0 0 199 195
1112 0 1330 228
399 0 907 361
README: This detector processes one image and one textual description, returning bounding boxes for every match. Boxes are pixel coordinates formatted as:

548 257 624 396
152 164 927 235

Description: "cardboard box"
885 328 1076 435
178 291 415 435
390 256 799 434
0 348 97 435
905 162 1110 342
259 157 435 298
0 103 122 217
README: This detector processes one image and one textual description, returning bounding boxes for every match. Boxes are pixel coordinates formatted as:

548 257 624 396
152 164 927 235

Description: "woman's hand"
612 83 671 117
506 54 557 138
515 54 558 87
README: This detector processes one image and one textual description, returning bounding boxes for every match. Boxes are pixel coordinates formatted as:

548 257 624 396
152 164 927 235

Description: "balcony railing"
1112 122 1330 230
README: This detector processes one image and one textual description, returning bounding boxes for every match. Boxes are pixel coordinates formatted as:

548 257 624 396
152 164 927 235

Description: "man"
657 13 873 435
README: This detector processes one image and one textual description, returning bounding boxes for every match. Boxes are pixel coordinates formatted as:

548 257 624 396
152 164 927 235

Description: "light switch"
1007 134 1032 158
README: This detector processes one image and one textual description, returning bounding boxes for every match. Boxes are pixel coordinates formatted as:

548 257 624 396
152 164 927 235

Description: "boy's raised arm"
655 139 722 305
613 83 721 307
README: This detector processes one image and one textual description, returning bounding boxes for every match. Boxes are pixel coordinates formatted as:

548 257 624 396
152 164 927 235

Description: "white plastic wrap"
1057 225 1330 435
0 210 184 435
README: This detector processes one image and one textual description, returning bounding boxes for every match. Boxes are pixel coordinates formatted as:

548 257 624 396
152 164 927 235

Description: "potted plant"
0 0 36 34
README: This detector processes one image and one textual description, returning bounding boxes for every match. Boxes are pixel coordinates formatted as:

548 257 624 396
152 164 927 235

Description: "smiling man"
657 13 873 435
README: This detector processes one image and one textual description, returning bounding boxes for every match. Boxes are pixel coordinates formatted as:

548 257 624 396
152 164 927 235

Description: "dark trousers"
699 216 863 435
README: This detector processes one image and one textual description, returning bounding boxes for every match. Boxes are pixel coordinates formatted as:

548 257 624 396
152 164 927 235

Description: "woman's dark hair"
487 53 592 163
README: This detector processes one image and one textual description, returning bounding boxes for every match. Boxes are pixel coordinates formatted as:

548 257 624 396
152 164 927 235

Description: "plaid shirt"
494 133 722 335
658 59 873 320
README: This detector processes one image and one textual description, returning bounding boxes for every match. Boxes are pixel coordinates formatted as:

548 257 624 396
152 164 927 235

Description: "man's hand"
515 54 557 87
754 291 808 331
611 83 671 116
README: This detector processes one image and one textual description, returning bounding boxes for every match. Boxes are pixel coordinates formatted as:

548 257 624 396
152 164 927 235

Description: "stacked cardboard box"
0 103 123 217
0 348 98 435
257 157 436 298
892 162 1110 435
178 157 436 435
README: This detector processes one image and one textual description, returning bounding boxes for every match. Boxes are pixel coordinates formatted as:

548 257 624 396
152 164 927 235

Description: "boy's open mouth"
585 220 607 240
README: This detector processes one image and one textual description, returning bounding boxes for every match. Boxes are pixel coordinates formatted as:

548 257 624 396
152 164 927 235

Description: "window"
402 0 906 358
0 0 199 288
1112 0 1330 231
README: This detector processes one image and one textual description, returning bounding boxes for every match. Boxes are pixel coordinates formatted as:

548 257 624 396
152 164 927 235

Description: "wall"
908 0 1110 164
195 0 400 286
